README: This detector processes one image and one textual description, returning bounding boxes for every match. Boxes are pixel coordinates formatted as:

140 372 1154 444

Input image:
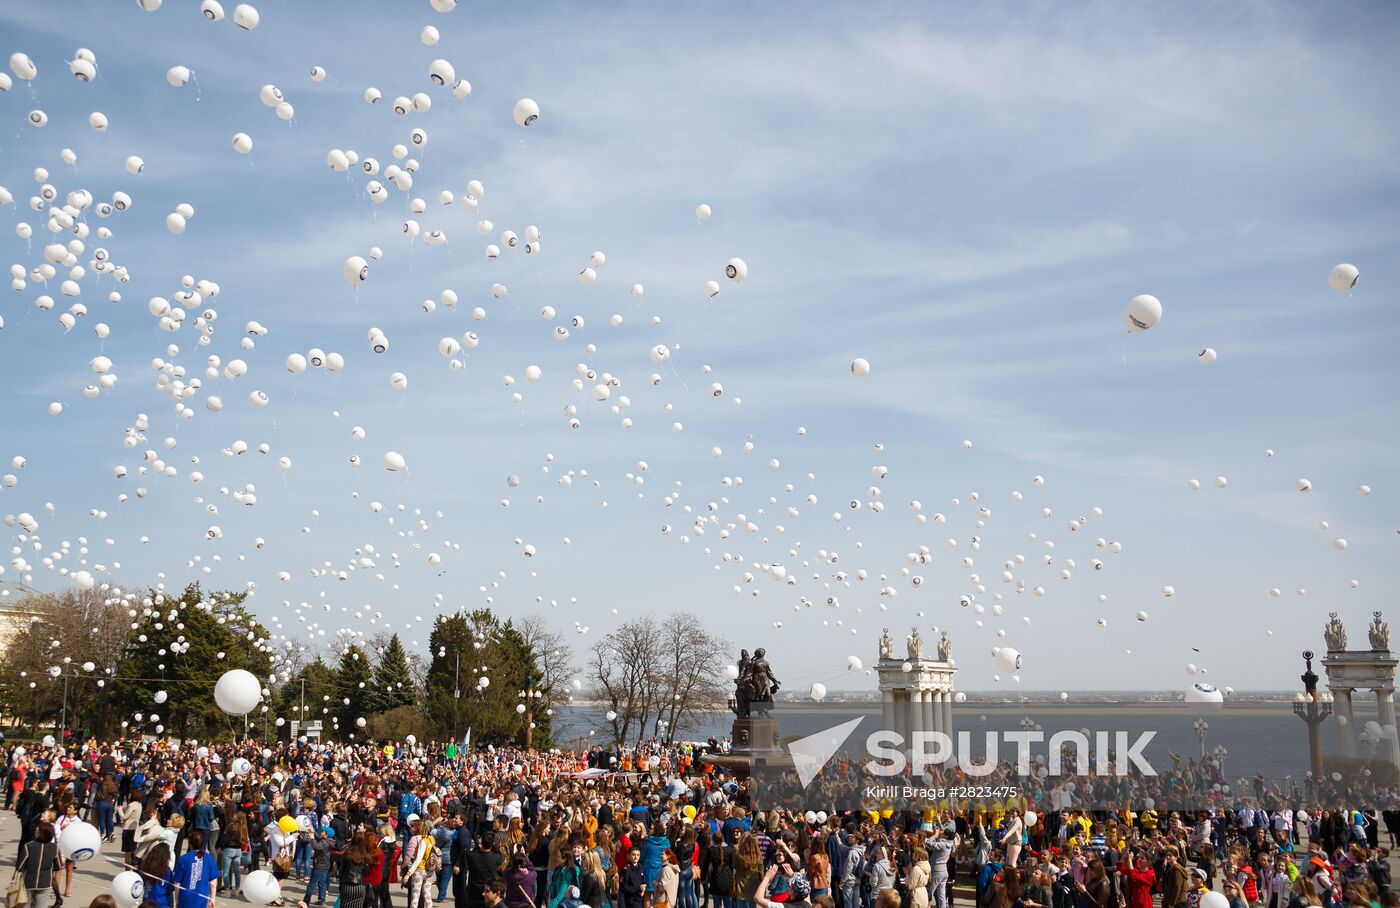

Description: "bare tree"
656 613 728 743
590 616 662 747
518 614 574 696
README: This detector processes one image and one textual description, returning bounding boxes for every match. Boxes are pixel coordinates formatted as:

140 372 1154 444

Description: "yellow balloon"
683 805 697 819
278 816 299 834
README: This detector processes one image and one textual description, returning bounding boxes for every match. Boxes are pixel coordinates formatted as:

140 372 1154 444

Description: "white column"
893 690 910 761
1335 689 1358 758
1377 690 1400 768
942 685 954 745
881 684 896 745
910 689 926 765
923 686 937 740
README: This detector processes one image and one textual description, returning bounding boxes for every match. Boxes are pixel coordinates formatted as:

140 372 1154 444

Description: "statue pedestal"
731 716 781 753
707 715 791 779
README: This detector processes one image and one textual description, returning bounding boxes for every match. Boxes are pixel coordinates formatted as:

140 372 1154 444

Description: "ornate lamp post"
1212 744 1228 779
1293 650 1334 784
1193 718 1209 757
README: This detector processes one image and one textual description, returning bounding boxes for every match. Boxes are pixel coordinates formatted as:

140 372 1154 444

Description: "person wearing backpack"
704 833 736 908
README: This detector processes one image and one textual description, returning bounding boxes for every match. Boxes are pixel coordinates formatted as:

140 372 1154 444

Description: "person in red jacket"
1120 851 1157 908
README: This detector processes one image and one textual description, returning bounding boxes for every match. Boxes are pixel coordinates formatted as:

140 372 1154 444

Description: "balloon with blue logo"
58 821 101 862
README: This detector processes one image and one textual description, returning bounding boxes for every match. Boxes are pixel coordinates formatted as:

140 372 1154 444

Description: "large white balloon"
995 647 1022 672
111 871 145 908
58 821 101 862
213 669 262 715
242 871 281 906
809 682 827 701
1124 294 1162 332
231 757 252 776
1185 682 1224 711
1328 263 1359 291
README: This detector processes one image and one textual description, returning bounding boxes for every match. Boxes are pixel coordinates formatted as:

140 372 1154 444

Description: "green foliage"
369 634 417 714
109 583 273 741
423 611 552 747
333 644 373 738
365 705 424 742
274 657 342 731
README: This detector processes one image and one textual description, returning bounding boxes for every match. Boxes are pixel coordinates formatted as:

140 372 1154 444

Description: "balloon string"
1121 331 1128 365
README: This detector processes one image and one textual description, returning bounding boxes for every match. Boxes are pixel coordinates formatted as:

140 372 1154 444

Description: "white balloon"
809 682 827 701
344 256 369 284
513 98 540 127
1185 682 1224 710
242 871 280 906
232 132 253 153
111 871 145 908
1328 263 1359 291
850 357 871 377
201 0 225 20
421 26 440 45
384 451 406 472
1124 294 1162 332
58 822 100 861
1198 347 1217 364
166 65 191 87
429 59 456 86
725 258 748 283
89 112 108 130
695 203 712 220
9 53 37 81
213 669 261 715
995 647 1021 672
232 3 259 29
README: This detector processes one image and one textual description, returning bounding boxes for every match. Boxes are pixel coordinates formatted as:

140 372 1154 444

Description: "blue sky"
1 0 1398 694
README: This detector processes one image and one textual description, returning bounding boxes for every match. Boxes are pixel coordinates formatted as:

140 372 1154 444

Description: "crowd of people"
2 737 1399 908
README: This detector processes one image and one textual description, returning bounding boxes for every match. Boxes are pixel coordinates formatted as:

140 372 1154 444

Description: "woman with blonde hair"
581 849 611 908
908 847 932 908
402 819 437 908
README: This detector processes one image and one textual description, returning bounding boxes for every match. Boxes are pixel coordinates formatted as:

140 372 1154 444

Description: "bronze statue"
732 646 780 718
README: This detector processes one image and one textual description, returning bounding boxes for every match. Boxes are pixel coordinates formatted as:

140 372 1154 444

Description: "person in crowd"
16 822 61 908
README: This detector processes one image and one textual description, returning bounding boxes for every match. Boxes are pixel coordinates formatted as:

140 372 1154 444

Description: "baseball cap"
1193 869 1207 881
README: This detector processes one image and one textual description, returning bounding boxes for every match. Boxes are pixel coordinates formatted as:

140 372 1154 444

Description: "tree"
589 612 727 747
333 644 373 739
0 588 131 738
590 616 663 747
518 614 574 697
655 613 728 743
368 633 417 714
109 583 273 741
274 657 341 736
423 610 551 747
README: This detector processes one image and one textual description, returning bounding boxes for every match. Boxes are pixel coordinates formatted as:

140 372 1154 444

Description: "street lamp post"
1193 718 1210 757
1293 650 1334 786
518 688 544 750
1212 744 1228 779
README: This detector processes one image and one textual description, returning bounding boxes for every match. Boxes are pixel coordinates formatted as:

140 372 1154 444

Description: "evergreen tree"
369 633 417 714
111 583 273 741
333 644 373 740
274 657 342 735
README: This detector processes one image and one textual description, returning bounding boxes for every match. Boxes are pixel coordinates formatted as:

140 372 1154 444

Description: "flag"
462 728 471 754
